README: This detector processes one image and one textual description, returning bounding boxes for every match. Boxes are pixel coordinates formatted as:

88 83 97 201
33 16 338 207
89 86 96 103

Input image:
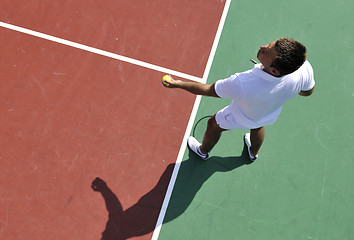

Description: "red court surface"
0 1 226 239
0 0 225 77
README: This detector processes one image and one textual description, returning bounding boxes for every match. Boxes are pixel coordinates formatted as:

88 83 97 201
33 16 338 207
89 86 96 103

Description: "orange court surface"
0 0 228 239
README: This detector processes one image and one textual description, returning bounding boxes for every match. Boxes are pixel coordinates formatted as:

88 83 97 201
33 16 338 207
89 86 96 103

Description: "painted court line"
0 21 202 83
151 0 231 239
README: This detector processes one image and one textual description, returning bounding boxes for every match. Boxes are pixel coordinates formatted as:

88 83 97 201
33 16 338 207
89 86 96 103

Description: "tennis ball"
162 75 172 86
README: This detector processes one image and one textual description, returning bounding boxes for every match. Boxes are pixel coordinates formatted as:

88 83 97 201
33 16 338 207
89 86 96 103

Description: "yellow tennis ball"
162 75 172 86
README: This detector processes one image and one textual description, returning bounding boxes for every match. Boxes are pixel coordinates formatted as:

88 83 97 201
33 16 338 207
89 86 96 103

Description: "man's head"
257 37 307 77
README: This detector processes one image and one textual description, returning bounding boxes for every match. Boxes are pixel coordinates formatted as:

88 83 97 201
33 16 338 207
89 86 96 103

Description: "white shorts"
215 105 248 130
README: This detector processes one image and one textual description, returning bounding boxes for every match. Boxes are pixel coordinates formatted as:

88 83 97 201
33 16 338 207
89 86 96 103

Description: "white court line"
0 21 202 83
151 0 231 239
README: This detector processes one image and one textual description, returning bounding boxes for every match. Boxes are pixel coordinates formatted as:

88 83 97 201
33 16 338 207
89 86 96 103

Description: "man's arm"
298 86 314 96
162 75 219 98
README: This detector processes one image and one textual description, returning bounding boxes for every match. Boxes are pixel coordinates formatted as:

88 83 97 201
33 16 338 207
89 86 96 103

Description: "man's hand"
162 75 182 88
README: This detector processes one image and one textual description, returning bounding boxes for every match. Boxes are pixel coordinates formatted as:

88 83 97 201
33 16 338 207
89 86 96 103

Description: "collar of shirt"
251 64 286 82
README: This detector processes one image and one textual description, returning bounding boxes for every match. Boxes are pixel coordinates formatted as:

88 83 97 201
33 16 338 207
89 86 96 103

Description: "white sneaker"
244 133 258 162
187 136 209 160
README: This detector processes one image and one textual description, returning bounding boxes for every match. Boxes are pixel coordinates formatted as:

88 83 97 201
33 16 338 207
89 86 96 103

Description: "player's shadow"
92 145 250 240
162 148 250 224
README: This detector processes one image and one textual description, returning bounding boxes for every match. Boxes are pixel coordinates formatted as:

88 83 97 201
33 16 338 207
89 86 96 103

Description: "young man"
163 37 315 162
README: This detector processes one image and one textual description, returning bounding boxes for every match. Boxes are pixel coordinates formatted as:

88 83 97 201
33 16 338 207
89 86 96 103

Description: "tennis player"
163 37 315 162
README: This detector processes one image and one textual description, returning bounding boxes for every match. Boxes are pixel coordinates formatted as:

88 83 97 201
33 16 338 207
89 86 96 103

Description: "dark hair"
271 37 307 76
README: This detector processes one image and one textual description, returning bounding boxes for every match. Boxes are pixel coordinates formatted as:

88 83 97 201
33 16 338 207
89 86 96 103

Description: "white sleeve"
301 61 315 91
214 74 243 99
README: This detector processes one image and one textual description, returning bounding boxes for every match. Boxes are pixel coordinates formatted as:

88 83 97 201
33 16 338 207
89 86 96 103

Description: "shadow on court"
91 148 250 240
163 148 250 224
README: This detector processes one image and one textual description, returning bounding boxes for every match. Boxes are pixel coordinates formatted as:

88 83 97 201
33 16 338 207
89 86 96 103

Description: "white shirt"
214 60 315 129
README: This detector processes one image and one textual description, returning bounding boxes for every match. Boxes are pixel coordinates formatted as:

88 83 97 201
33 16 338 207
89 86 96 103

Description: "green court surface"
158 0 354 239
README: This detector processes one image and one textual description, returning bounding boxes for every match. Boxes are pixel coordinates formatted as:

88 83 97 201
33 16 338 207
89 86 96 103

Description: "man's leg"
250 127 265 156
200 115 226 154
